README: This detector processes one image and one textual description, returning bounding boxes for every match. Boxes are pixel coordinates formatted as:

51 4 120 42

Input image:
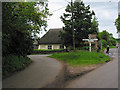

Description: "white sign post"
82 34 98 52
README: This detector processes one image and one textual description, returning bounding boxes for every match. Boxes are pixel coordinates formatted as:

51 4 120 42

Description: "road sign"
82 35 98 52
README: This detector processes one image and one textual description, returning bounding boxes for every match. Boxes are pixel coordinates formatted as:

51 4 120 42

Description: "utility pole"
71 0 75 50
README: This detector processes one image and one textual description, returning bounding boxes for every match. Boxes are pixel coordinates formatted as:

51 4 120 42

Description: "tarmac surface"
2 55 63 88
66 48 118 88
2 49 119 88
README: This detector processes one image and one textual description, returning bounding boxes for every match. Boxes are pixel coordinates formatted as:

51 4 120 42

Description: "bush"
102 40 107 48
32 49 66 54
3 55 32 76
76 46 89 50
109 39 117 46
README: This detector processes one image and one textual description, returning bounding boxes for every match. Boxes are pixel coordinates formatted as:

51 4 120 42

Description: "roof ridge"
39 28 63 44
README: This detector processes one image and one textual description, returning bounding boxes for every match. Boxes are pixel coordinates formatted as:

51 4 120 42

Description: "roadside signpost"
82 34 98 52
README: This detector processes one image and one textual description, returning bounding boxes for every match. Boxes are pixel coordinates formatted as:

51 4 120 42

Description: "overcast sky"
41 0 119 38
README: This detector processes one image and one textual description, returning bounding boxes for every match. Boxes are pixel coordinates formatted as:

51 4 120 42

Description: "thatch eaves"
39 28 63 44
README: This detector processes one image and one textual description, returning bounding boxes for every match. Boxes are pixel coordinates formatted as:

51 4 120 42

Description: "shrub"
32 49 66 54
76 46 89 50
109 39 117 46
2 55 32 76
102 40 107 48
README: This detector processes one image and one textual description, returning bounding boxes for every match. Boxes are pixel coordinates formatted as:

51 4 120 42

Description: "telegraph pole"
71 0 75 50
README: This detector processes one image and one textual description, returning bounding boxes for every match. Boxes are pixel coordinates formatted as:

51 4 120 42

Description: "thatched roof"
39 28 63 44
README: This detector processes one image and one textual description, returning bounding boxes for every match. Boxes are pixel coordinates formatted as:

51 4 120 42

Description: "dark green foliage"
115 15 120 32
98 30 110 42
90 16 99 34
2 2 51 56
60 1 98 48
98 30 117 47
76 46 89 50
116 38 120 44
3 55 32 76
32 49 66 54
2 2 51 76
102 40 107 48
108 38 117 46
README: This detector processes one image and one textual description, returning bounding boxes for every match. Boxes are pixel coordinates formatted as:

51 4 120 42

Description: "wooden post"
82 34 98 52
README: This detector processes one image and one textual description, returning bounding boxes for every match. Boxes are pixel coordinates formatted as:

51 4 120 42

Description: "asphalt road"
66 48 118 88
3 55 63 88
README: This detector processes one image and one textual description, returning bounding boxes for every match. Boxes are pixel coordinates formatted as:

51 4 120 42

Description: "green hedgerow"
2 55 32 76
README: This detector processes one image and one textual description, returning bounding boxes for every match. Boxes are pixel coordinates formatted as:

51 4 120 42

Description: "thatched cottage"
38 28 66 50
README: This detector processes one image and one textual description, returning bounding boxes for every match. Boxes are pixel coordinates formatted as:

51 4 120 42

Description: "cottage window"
48 45 52 49
60 45 64 49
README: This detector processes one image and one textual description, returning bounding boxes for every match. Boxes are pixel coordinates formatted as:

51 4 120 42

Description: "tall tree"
2 2 51 56
98 30 110 47
60 0 96 48
115 15 120 32
98 30 116 47
98 30 110 42
90 16 99 34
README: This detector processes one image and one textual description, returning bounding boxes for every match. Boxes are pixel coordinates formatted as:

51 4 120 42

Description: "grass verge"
49 50 110 66
109 46 116 49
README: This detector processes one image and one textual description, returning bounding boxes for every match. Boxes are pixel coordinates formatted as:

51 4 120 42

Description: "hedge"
3 55 32 77
32 49 67 54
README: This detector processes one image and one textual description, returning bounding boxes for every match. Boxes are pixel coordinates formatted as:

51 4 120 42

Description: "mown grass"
49 50 110 66
109 46 116 49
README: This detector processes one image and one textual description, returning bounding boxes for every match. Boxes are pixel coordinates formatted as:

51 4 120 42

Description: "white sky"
40 0 119 38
